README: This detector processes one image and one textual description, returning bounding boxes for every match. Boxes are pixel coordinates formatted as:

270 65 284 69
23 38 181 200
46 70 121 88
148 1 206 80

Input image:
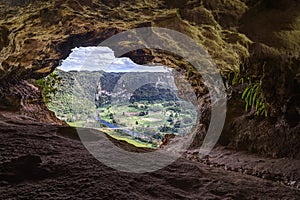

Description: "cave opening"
42 46 198 148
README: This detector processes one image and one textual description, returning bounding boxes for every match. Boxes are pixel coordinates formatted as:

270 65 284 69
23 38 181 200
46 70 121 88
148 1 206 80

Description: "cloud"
58 47 169 72
58 47 115 71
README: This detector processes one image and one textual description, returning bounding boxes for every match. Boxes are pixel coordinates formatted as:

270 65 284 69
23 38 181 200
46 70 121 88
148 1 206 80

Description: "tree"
174 120 181 128
35 71 62 104
167 116 173 123
138 111 146 116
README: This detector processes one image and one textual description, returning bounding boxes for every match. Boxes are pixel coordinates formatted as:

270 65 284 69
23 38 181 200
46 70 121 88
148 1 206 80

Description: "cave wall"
0 0 299 157
0 0 252 83
0 80 66 125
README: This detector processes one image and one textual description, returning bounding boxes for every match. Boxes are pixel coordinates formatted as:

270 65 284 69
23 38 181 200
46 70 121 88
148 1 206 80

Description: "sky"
58 46 170 72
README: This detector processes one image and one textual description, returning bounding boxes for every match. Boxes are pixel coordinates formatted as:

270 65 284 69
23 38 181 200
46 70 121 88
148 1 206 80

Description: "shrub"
227 71 269 117
242 81 269 117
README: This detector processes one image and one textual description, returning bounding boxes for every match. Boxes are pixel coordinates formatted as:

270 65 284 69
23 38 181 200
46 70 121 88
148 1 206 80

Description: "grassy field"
67 121 87 127
67 101 196 148
98 128 154 148
99 101 196 137
99 103 173 128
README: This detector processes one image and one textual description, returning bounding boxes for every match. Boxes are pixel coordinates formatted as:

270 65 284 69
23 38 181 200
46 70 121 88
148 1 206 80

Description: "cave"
0 0 300 199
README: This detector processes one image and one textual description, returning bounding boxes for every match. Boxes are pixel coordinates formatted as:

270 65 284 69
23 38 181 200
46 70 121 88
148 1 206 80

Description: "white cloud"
58 47 169 72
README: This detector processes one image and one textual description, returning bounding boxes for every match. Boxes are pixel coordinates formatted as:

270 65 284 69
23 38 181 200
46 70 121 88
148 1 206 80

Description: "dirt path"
0 115 299 199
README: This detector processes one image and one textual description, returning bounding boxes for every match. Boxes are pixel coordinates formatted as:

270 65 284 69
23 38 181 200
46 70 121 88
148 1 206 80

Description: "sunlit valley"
47 47 197 148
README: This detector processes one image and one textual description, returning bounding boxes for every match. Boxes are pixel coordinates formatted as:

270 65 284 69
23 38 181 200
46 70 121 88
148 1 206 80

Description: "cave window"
46 46 197 148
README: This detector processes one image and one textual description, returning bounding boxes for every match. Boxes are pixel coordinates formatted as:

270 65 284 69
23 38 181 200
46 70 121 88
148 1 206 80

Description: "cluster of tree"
159 121 180 133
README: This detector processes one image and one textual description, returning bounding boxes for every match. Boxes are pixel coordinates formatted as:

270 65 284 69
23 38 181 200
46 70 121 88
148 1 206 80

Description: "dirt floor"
0 113 299 199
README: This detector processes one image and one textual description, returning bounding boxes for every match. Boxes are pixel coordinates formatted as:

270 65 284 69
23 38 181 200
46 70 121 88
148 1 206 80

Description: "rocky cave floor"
0 113 299 200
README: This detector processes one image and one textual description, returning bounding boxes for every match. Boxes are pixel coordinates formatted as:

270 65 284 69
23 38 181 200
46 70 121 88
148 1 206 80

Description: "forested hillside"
47 70 102 122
